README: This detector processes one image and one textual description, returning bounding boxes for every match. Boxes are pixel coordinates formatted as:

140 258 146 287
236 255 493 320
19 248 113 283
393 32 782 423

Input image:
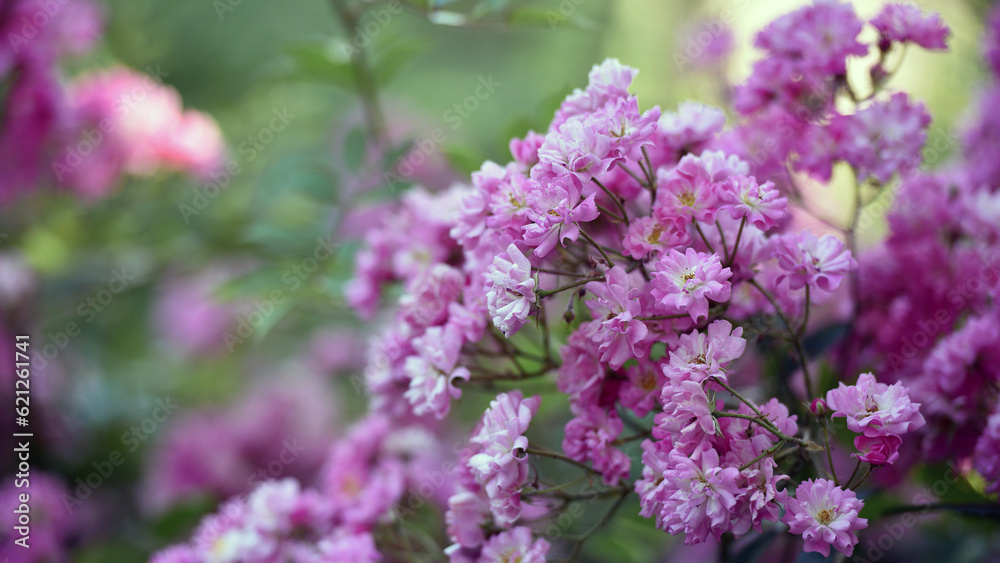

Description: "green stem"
739 441 786 471
593 177 629 226
822 418 839 485
567 489 631 560
579 228 614 267
329 0 386 144
526 446 599 475
747 279 816 400
726 217 746 268
799 284 812 337
714 412 806 446
529 474 593 496
716 220 730 264
537 276 603 298
694 222 717 255
845 459 862 489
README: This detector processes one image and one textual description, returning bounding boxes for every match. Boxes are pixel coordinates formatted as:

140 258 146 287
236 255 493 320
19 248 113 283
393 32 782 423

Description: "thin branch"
716 220 730 264
726 217 747 268
526 446 600 475
579 228 614 267
593 177 630 227
747 279 816 400
567 489 631 561
538 275 604 298
694 222 717 255
822 418 839 485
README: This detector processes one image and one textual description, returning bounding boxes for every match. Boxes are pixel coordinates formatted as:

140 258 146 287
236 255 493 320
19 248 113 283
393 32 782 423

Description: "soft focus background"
0 0 996 560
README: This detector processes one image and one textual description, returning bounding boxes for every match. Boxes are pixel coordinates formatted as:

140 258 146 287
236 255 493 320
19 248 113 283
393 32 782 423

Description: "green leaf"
372 39 423 86
152 496 216 541
276 43 357 89
250 297 296 344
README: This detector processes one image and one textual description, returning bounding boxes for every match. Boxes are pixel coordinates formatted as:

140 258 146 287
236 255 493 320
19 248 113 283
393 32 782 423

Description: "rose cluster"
0 0 224 202
150 1 1000 561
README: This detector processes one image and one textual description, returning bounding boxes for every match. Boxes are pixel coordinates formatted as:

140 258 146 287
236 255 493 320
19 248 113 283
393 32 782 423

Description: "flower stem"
538 275 603 298
747 279 816 400
593 177 630 226
823 418 839 486
526 446 599 475
726 217 747 268
579 228 614 267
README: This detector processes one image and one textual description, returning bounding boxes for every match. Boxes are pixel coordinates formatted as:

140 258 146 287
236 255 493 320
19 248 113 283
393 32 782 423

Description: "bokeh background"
1 0 997 561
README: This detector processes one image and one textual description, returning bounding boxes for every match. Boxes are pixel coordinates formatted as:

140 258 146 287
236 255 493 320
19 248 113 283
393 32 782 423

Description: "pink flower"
485 170 536 236
522 176 600 257
446 491 490 549
773 231 856 293
534 117 617 184
734 57 834 118
986 7 1000 76
657 102 726 157
620 357 667 417
477 527 550 563
658 446 741 544
318 530 381 563
655 151 747 225
622 216 690 259
723 176 787 231
755 1 866 75
404 325 471 419
562 405 631 485
781 479 868 557
664 320 746 384
323 417 406 526
589 95 661 158
678 20 734 68
485 243 536 337
871 4 949 51
731 456 787 536
400 264 465 330
0 472 75 562
651 248 732 322
852 434 902 466
974 411 1000 494
583 265 650 369
469 391 539 479
509 130 545 168
557 329 606 407
0 71 59 201
553 59 637 128
657 380 717 451
832 93 931 183
636 439 672 519
825 372 925 437
56 66 225 197
468 391 541 525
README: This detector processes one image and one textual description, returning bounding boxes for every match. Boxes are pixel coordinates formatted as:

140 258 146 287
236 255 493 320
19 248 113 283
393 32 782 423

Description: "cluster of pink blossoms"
0 0 224 201
152 414 448 563
336 1 971 558
155 1 1000 560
